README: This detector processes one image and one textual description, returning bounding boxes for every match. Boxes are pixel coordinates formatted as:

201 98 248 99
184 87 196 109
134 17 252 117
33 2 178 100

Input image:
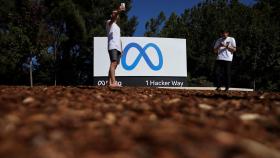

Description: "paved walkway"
159 87 254 91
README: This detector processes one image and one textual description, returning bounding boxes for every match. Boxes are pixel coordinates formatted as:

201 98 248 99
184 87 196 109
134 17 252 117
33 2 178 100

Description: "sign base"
94 76 187 87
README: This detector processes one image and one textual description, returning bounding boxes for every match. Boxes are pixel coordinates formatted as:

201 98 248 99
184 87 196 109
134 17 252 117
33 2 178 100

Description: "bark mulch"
0 86 280 158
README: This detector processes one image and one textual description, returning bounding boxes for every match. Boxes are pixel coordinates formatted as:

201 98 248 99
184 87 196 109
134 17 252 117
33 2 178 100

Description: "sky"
128 0 256 36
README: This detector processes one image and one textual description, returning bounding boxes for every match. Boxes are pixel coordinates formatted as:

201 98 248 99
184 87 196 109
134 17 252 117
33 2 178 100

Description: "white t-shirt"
214 37 236 61
106 20 121 52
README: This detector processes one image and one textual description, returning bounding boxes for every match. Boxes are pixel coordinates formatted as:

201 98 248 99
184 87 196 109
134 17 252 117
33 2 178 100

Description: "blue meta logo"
121 43 163 71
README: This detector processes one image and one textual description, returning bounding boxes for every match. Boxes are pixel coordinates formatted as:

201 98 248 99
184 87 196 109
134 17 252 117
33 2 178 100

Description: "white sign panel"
94 37 187 77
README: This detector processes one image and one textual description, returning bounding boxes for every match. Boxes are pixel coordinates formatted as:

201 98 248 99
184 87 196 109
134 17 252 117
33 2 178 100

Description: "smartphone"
120 3 126 11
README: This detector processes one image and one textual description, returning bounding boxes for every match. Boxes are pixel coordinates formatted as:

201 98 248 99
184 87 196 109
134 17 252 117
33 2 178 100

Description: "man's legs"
108 49 121 87
224 61 232 91
214 60 223 90
108 61 118 85
108 71 111 85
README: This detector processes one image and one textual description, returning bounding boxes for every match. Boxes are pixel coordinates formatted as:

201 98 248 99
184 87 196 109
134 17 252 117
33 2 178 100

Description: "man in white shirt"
213 30 237 91
106 5 124 87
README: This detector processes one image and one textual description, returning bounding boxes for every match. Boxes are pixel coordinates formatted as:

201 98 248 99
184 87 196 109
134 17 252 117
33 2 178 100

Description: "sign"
93 37 187 87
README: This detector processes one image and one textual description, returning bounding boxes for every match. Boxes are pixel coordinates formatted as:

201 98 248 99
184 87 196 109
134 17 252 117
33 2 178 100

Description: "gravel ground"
0 86 280 158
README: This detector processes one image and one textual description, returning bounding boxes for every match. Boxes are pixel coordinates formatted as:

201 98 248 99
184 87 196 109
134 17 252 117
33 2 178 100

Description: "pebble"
215 131 235 145
26 114 48 123
49 130 64 141
5 114 20 124
198 103 213 110
104 113 116 125
22 97 35 104
239 113 262 121
149 114 158 121
166 98 181 104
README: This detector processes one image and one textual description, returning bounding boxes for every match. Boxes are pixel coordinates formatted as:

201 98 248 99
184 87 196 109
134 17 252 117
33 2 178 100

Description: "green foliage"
187 75 214 87
144 0 280 91
0 26 31 84
1 0 279 90
0 0 138 85
145 11 166 37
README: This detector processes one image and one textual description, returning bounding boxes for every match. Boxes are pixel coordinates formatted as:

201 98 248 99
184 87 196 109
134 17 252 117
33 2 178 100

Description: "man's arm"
108 14 117 26
227 38 237 53
120 40 123 54
227 45 236 53
214 45 222 53
213 39 222 53
108 8 122 26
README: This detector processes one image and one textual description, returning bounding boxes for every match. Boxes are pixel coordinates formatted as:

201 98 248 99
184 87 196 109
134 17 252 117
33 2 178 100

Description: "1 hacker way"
146 80 184 87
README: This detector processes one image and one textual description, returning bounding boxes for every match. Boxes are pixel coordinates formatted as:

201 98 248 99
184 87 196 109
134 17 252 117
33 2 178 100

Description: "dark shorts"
108 49 121 64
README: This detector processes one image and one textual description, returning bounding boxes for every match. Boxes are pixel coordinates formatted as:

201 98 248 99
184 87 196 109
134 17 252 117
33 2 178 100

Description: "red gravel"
0 86 280 158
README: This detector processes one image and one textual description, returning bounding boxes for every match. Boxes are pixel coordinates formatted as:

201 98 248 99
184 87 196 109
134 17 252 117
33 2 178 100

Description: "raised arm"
108 6 123 26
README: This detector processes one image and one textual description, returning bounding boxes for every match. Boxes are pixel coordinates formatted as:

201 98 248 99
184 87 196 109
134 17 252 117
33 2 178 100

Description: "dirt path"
0 86 280 158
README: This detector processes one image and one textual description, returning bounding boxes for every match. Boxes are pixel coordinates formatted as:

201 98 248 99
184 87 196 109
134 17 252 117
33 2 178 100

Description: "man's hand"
219 43 227 48
118 6 124 12
109 9 122 26
227 46 236 53
117 4 126 13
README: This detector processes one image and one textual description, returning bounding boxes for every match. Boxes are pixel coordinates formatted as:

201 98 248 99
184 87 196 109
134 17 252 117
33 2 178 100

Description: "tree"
145 0 280 90
0 0 47 85
145 11 166 37
0 0 138 85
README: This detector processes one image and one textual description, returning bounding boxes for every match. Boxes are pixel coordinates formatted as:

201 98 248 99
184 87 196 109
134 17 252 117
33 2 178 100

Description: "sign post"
93 37 187 87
